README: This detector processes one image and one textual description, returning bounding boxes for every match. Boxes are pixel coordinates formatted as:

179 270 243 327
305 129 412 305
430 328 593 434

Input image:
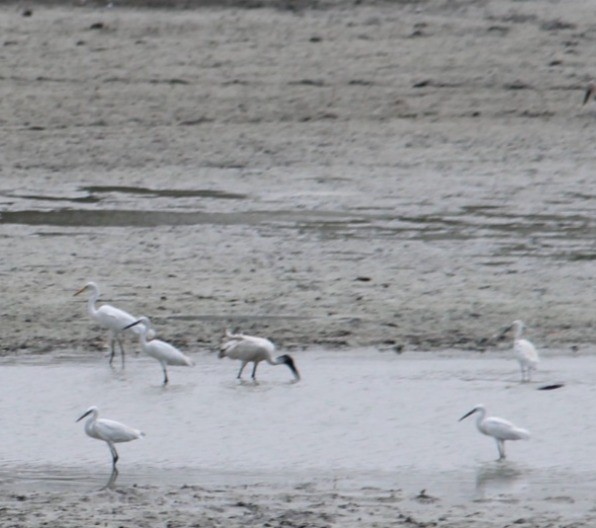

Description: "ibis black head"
277 354 300 381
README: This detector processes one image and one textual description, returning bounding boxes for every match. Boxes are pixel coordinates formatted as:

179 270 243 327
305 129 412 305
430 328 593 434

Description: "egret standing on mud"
123 316 194 385
219 329 300 382
459 404 530 460
76 406 144 469
74 281 149 367
502 320 539 382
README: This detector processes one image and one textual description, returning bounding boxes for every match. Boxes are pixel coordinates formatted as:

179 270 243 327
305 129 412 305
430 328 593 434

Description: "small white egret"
76 406 144 469
459 404 530 460
74 281 152 367
123 316 194 385
504 320 539 382
219 329 300 382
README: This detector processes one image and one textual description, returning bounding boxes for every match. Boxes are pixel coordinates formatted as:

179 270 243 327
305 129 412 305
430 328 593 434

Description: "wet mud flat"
3 1 596 526
0 477 590 528
2 0 596 356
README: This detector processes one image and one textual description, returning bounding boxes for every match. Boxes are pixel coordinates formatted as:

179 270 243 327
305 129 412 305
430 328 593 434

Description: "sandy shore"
1 0 596 525
0 478 587 528
0 463 593 527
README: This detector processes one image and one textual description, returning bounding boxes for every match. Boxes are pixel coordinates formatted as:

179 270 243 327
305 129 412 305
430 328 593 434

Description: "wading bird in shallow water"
76 406 144 469
500 320 539 382
219 329 300 382
123 316 194 385
74 281 152 367
459 404 530 461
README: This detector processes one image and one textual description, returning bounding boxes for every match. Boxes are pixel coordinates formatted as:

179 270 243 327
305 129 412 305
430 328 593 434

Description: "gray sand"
1 0 596 355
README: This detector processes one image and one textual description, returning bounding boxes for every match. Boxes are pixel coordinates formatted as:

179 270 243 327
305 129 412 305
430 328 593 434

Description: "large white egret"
459 404 530 460
74 281 151 367
76 406 144 469
123 316 194 385
504 320 539 382
219 329 300 382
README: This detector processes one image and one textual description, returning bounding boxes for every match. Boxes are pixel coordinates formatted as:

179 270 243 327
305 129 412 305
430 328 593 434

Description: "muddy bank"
1 480 591 528
1 0 596 357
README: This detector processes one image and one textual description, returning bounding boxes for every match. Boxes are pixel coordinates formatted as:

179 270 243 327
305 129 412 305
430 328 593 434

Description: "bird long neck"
85 410 99 434
513 323 524 340
266 353 285 366
137 325 149 345
475 408 487 430
86 286 100 319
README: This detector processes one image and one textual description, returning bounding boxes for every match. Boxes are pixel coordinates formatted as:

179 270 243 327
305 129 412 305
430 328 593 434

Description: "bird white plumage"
510 320 539 382
219 329 300 381
123 316 194 385
459 404 530 460
74 281 151 367
76 406 144 468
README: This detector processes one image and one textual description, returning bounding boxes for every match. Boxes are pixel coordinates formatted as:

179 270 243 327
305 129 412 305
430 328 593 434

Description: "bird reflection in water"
102 466 119 490
474 463 528 499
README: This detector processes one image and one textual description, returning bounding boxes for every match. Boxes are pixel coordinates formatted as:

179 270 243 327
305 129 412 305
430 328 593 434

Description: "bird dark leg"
162 364 169 385
108 442 119 468
237 362 247 379
251 362 259 381
496 440 506 461
109 335 116 367
117 336 126 368
102 466 119 490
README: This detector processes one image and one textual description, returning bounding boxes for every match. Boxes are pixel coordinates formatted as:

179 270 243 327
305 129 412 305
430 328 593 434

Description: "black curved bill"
279 354 301 381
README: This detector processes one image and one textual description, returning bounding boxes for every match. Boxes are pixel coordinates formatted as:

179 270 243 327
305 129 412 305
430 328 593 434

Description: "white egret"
74 281 152 367
459 404 530 460
123 316 194 385
76 406 144 469
503 320 539 382
219 329 300 382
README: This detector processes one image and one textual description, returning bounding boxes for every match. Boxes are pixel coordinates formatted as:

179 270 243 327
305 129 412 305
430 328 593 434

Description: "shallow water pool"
0 348 594 507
